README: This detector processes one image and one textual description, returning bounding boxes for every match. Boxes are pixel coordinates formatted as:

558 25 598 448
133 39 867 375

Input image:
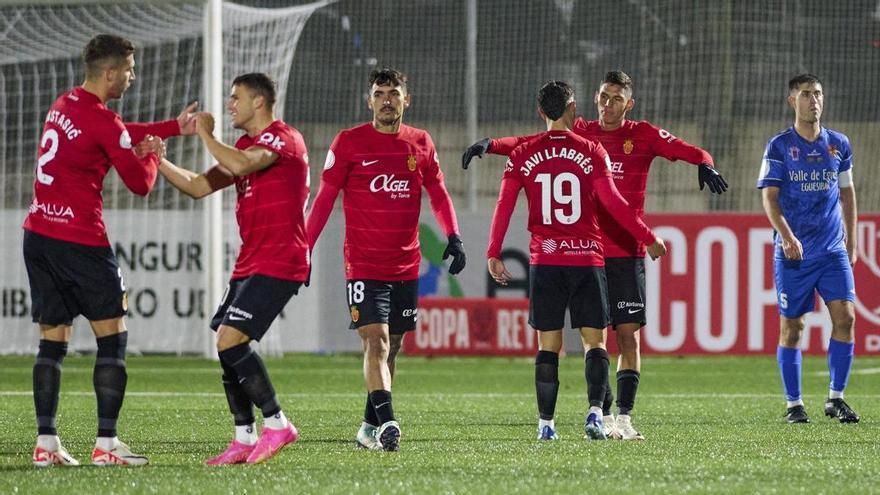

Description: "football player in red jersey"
487 80 665 441
465 71 727 440
24 34 199 467
158 73 310 464
307 68 466 451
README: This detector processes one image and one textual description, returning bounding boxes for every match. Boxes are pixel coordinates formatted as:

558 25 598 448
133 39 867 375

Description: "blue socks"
827 338 854 395
777 346 802 403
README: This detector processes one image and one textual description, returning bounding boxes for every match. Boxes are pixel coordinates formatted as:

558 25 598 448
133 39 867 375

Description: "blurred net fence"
4 0 879 216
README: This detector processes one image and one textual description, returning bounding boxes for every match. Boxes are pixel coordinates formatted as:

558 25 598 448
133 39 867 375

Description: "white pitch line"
809 367 880 376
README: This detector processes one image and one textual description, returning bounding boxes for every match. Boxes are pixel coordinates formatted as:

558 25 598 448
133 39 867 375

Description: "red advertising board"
405 214 880 356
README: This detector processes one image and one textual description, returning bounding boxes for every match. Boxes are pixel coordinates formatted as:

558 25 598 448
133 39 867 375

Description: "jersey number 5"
37 129 59 186
536 172 581 225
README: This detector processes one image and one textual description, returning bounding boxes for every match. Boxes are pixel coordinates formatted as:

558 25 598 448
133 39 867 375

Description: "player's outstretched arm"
761 186 802 260
698 164 728 194
461 138 491 169
461 134 540 169
125 102 199 143
195 113 277 176
158 158 233 199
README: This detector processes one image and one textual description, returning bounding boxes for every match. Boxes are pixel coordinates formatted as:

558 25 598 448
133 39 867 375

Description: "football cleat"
33 444 80 467
615 414 645 441
377 421 401 452
205 439 256 465
246 423 298 464
784 405 810 424
584 412 607 440
824 398 860 424
91 440 148 466
603 415 620 440
537 425 559 440
356 423 382 450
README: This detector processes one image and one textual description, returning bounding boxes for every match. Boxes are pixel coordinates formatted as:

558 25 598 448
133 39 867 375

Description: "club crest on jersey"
350 305 360 323
258 132 284 151
407 154 417 171
623 139 634 155
828 144 839 159
789 146 800 161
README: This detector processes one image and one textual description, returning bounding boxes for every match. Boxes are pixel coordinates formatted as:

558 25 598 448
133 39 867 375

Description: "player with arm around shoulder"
757 73 859 424
466 70 720 440
159 73 311 464
486 80 665 442
306 68 466 452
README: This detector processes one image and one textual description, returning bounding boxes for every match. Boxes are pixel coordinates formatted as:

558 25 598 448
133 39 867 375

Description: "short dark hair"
789 73 822 92
537 80 575 121
369 68 408 91
83 34 135 78
232 72 277 107
602 70 633 93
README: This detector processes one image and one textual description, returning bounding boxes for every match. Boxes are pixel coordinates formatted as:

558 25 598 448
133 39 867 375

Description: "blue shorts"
774 251 855 318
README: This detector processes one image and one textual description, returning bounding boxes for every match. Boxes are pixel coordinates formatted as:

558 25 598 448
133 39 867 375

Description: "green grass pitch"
1 353 878 494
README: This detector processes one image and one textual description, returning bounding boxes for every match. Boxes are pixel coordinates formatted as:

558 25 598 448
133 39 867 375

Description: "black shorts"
605 257 647 327
210 274 301 341
23 230 127 326
346 279 418 334
528 265 609 331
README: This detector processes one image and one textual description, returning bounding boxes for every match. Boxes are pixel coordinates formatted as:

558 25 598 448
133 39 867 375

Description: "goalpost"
0 0 333 357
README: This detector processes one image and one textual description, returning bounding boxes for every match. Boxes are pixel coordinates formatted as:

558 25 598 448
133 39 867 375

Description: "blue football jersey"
756 127 853 260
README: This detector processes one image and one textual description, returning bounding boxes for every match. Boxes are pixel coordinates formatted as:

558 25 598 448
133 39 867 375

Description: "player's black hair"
369 68 408 91
232 73 277 107
788 73 822 92
537 80 574 121
602 70 633 93
83 34 135 78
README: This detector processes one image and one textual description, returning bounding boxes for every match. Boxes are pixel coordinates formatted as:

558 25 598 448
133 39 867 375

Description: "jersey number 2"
37 129 59 186
536 172 581 225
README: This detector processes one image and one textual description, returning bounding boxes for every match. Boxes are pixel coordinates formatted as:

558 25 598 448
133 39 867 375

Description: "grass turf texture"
1 354 878 494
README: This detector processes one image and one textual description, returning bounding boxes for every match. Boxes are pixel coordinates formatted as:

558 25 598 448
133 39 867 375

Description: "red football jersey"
23 87 177 246
230 120 311 282
310 123 458 281
487 130 655 266
492 118 712 257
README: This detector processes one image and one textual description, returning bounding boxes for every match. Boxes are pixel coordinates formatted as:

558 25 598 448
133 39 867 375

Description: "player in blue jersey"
757 74 859 424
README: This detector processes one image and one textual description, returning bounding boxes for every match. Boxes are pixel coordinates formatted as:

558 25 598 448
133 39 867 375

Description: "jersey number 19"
535 172 581 225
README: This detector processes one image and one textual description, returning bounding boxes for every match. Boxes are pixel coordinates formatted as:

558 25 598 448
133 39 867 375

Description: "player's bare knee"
779 319 804 347
40 324 73 342
216 325 250 351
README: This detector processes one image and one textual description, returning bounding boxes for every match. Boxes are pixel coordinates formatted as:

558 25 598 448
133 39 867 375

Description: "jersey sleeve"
486 164 522 259
125 119 180 143
319 131 352 189
645 122 714 165
756 138 785 189
101 116 159 196
839 135 853 173
422 133 460 237
489 131 542 156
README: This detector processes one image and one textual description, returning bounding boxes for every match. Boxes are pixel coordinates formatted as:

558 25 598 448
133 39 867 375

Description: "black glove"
442 234 467 274
461 138 491 170
698 164 728 194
